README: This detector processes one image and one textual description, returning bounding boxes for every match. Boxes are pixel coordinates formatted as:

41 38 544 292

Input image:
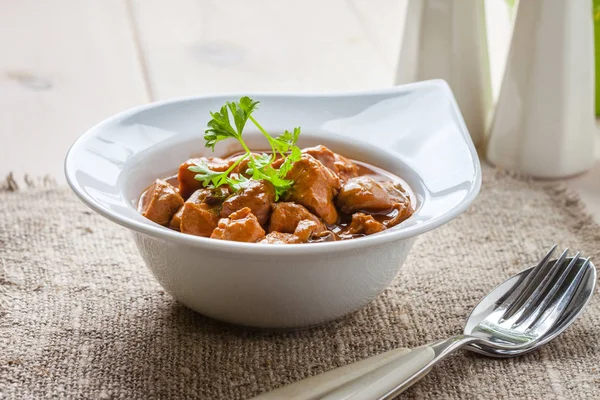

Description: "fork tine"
497 245 557 311
526 257 591 331
500 246 563 321
503 248 570 322
512 253 580 328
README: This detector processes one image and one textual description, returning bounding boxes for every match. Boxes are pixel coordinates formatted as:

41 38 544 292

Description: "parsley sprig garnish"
188 96 302 199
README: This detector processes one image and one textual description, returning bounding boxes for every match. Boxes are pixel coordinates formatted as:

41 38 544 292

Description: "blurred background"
0 0 528 183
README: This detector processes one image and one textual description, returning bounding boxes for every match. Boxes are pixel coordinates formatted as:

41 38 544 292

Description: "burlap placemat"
1 166 599 399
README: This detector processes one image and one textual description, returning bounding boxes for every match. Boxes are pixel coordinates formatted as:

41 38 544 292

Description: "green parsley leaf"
204 106 238 150
191 96 303 199
204 96 259 150
277 127 301 148
227 173 251 192
251 153 272 170
188 160 227 187
277 146 302 178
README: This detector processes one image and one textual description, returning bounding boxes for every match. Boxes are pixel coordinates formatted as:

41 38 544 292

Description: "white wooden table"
1 0 599 220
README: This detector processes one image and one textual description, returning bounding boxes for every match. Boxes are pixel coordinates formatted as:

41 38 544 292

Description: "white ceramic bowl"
65 80 481 329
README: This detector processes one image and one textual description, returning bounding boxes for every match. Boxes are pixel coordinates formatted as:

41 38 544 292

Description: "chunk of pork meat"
138 179 184 226
211 207 266 242
284 154 341 224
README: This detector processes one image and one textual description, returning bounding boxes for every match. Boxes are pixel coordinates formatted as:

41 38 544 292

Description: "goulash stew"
138 97 413 244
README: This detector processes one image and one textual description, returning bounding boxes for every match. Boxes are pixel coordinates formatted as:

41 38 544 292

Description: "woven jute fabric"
1 167 599 399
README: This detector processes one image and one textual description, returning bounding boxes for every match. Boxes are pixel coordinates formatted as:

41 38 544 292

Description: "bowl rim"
65 80 482 255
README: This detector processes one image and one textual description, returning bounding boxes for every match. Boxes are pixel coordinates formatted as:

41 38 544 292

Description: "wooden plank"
0 0 149 184
127 0 395 99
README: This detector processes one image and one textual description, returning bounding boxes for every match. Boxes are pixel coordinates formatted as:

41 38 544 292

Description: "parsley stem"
235 137 259 174
248 115 277 158
222 152 249 176
238 138 253 156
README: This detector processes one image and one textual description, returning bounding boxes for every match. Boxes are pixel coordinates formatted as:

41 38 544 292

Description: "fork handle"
320 335 473 400
252 335 472 400
319 345 436 399
251 347 416 400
